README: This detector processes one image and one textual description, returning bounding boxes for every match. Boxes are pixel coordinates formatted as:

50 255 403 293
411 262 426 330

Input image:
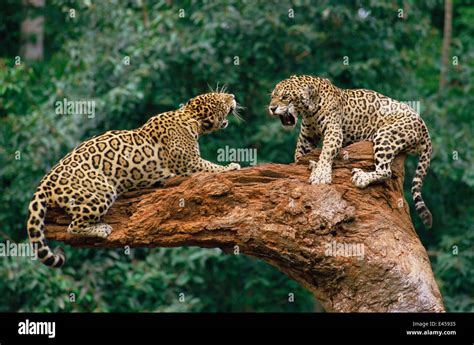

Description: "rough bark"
44 141 445 312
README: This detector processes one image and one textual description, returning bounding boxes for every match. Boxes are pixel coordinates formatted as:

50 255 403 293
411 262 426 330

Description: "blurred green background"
0 0 472 312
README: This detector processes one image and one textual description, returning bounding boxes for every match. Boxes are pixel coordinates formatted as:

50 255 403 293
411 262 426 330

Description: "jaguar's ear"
184 98 197 109
302 84 317 101
302 84 319 112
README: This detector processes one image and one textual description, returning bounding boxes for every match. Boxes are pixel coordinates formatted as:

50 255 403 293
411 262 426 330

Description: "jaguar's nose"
269 105 277 114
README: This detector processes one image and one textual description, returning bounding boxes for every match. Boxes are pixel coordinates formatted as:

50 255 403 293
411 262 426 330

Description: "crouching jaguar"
28 92 241 267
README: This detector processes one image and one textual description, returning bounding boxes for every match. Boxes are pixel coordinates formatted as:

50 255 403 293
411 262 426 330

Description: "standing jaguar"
268 75 433 228
27 92 241 267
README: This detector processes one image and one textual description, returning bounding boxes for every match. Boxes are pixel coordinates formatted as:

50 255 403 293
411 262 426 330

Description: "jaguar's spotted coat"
269 75 433 228
28 92 241 267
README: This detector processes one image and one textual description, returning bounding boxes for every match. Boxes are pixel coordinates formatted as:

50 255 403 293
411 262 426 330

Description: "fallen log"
44 141 445 312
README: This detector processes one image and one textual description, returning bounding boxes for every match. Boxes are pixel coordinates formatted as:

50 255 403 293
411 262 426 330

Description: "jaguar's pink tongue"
279 113 296 126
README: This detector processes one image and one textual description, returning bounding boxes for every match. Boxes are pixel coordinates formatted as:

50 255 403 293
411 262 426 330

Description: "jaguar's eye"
281 95 288 100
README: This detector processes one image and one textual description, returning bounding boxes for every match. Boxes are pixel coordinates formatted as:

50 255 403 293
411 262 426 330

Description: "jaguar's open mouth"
279 112 297 127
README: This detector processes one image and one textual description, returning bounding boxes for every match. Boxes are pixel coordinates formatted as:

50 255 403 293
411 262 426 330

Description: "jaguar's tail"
411 133 433 228
27 188 65 267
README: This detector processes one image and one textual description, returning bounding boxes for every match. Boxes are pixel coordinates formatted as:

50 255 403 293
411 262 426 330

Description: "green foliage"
0 246 314 312
434 224 474 312
0 0 472 312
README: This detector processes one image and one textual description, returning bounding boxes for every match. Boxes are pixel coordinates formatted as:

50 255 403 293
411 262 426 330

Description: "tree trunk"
439 0 453 92
20 0 45 61
44 141 445 312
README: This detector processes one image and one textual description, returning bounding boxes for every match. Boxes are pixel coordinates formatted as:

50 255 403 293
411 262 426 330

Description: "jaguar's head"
185 92 238 133
268 75 319 128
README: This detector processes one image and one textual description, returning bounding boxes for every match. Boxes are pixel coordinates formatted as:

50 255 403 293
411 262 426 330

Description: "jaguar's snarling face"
185 92 237 133
268 75 318 127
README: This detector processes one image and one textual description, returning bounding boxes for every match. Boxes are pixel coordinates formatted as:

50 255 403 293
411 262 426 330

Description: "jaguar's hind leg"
62 188 116 239
351 122 416 188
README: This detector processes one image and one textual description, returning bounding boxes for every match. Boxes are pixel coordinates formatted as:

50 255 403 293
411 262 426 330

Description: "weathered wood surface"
45 141 444 312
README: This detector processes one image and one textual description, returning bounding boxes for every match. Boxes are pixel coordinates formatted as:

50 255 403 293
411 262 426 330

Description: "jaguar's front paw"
226 163 241 171
351 168 370 188
309 166 332 185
